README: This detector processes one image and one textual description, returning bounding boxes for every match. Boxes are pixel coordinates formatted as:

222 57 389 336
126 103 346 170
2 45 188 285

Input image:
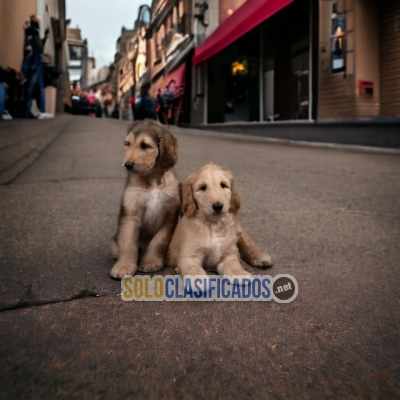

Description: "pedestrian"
95 89 103 118
129 95 135 121
22 15 49 118
134 83 156 120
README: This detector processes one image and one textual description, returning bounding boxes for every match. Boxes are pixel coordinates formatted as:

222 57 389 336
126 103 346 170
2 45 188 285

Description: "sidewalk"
0 116 72 184
174 124 400 155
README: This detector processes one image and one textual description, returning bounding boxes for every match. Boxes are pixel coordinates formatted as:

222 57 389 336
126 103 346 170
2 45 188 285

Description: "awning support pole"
308 0 313 121
203 62 208 124
259 24 264 122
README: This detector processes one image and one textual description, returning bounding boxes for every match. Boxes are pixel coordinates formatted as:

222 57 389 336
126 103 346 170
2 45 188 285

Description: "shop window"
331 3 346 73
69 45 82 60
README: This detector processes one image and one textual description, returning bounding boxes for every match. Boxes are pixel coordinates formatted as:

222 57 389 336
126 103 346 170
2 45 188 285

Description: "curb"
172 126 400 155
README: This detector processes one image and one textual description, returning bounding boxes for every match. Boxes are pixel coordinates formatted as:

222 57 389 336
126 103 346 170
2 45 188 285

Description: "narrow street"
0 116 399 398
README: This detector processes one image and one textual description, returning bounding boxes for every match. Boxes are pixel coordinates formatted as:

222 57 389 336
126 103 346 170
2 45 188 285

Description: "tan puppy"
168 164 272 278
110 120 180 278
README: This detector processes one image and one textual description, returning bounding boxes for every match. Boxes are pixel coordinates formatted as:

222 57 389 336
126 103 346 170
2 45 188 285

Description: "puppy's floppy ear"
157 131 178 170
182 179 197 218
229 179 241 214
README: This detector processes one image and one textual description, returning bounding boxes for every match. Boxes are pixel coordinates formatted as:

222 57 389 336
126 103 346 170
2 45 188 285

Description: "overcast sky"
66 0 150 70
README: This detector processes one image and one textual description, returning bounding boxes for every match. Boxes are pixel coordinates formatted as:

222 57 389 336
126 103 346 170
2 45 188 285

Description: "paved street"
0 115 399 399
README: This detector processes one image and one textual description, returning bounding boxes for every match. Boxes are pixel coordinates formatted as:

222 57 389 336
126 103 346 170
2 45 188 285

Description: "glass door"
291 48 309 120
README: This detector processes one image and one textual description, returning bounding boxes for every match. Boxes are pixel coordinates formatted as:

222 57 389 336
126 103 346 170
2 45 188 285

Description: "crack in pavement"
9 176 124 185
0 289 108 313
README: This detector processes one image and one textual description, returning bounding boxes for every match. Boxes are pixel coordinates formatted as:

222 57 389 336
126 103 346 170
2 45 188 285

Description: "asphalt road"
0 116 399 399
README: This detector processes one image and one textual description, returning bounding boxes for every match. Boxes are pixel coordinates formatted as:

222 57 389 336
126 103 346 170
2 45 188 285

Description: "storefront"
191 0 400 124
192 0 314 123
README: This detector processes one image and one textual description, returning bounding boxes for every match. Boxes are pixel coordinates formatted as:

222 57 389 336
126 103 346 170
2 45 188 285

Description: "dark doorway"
207 28 260 123
271 0 310 120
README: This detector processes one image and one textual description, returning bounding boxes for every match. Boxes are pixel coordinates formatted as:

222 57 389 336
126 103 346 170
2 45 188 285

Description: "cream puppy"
168 164 272 279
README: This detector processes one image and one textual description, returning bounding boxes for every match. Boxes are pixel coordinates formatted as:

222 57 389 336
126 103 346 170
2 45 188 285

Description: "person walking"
134 83 156 120
22 15 49 118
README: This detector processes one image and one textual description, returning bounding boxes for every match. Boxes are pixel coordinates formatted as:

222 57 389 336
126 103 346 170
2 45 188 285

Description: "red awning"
192 0 294 65
152 63 186 98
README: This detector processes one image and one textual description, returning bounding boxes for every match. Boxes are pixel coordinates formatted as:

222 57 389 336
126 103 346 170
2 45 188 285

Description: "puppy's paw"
247 252 273 268
110 261 137 279
138 256 165 273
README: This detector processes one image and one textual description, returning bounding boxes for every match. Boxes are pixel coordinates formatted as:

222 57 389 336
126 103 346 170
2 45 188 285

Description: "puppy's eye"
124 141 130 147
220 182 228 189
199 185 207 191
140 142 149 150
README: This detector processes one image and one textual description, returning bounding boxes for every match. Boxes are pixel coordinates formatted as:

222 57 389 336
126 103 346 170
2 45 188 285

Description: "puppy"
167 164 272 279
110 120 180 279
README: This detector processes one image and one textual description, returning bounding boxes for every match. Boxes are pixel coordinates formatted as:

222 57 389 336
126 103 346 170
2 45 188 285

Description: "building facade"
66 24 89 89
114 27 137 120
143 0 194 123
104 5 151 120
190 0 400 124
105 0 399 124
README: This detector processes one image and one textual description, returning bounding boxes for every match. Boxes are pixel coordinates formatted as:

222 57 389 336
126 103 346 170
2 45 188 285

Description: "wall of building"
36 0 58 65
318 0 382 120
380 0 400 117
87 57 98 87
57 39 71 114
0 0 36 69
219 0 246 24
354 0 379 118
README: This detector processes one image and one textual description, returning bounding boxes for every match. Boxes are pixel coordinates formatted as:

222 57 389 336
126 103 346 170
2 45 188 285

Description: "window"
155 25 165 62
69 45 83 60
69 60 81 67
331 3 346 73
139 5 151 24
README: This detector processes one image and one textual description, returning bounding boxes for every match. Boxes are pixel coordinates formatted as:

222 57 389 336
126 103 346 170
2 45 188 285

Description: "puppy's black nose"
124 161 134 170
212 202 223 213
